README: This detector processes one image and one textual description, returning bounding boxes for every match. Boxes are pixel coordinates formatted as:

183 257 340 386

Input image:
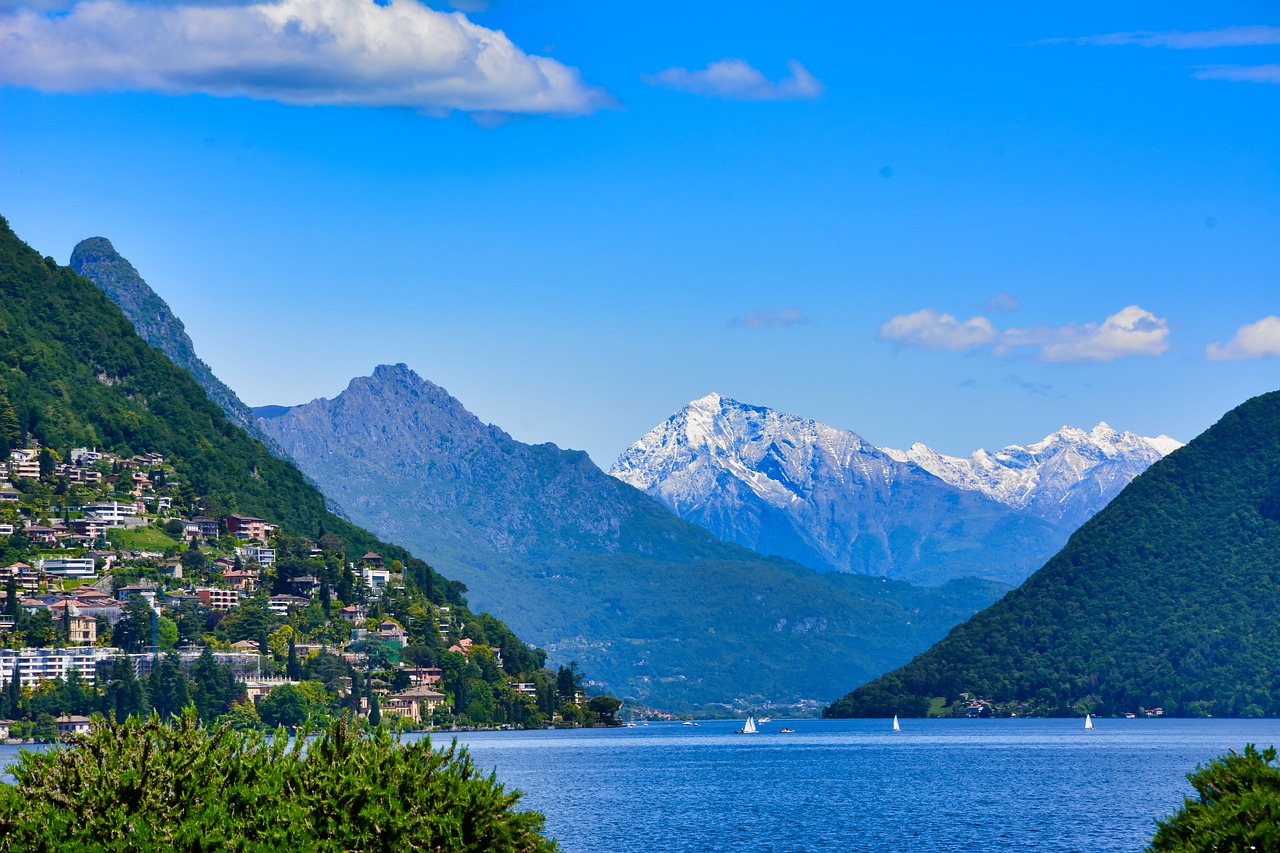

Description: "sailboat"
893 715 901 733
737 716 758 734
1084 714 1094 731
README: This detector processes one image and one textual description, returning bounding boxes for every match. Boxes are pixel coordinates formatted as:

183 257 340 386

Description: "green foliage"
1148 744 1280 852
0 710 557 852
258 683 310 729
826 391 1280 718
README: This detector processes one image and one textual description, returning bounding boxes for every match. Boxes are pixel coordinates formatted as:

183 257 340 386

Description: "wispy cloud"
981 293 1021 313
1048 25 1280 49
644 58 822 101
879 305 1171 363
730 307 811 330
0 0 612 116
1205 316 1280 361
1192 64 1280 84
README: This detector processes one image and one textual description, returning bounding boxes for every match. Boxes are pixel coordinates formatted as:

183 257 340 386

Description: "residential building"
69 448 104 465
383 686 447 724
267 594 310 615
338 604 367 623
0 721 9 740
187 516 220 538
222 568 259 592
402 667 443 687
83 501 137 527
0 647 122 688
26 524 57 544
38 557 97 579
377 620 408 646
195 587 241 611
56 715 92 736
236 545 276 568
361 567 391 596
226 515 268 541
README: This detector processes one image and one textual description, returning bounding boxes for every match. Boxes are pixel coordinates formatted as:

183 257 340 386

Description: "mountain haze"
826 390 1280 719
257 365 1009 707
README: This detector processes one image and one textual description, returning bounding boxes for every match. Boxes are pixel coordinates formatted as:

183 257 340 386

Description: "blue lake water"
444 718 1280 852
4 717 1277 851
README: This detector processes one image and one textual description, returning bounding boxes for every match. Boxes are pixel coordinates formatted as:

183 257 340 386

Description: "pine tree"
368 692 381 727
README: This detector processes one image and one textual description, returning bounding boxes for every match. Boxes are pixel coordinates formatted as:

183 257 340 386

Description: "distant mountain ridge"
69 237 285 456
256 365 1011 708
883 423 1181 527
826 389 1280 719
610 394 1177 583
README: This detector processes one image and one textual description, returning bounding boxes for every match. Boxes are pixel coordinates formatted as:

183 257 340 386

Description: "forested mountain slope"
0 216 531 663
825 390 1280 718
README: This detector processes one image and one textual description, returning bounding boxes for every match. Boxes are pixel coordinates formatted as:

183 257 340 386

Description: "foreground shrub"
0 708 557 852
1148 743 1280 852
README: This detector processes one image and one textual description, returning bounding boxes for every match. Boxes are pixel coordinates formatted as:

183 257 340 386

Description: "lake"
3 717 1276 851
444 717 1280 852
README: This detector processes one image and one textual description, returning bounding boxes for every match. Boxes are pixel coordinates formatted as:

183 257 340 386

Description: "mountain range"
253 365 1009 707
610 394 1178 584
826 389 1280 718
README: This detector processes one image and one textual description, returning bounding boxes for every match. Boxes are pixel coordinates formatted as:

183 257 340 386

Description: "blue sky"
1 1 1277 464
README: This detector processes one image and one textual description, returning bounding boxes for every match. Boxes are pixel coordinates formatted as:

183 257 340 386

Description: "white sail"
1085 714 1094 730
893 715 901 732
743 716 757 734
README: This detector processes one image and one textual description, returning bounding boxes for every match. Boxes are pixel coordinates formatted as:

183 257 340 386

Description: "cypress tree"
286 636 300 681
9 667 24 718
368 692 381 727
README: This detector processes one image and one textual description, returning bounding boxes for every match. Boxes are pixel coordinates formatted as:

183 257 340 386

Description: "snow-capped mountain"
882 424 1182 527
610 393 1071 585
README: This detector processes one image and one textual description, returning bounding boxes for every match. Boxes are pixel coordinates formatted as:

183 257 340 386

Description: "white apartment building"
38 557 97 579
83 501 138 527
0 647 122 688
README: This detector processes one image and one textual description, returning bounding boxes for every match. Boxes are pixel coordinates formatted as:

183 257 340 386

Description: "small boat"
1085 714 1094 731
893 715 901 733
682 720 693 726
737 716 758 734
758 717 772 723
779 727 795 733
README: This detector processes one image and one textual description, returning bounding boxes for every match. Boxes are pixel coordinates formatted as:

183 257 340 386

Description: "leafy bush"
0 709 557 852
1148 744 1280 852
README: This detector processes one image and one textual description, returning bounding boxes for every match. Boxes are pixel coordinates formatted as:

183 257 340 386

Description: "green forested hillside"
0 215 522 654
825 389 1280 718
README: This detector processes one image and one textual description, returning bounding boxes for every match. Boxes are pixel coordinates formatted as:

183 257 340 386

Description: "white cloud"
1056 25 1280 49
1004 305 1171 363
644 58 822 101
1192 64 1280 85
880 304 1171 362
1206 316 1280 361
731 307 811 330
878 309 997 350
0 0 611 115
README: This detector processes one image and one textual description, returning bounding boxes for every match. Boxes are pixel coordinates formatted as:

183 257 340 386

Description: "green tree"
0 711 557 852
148 653 190 721
1149 744 1280 852
587 695 623 725
368 692 381 727
100 656 147 721
113 596 156 653
286 636 300 681
258 683 308 729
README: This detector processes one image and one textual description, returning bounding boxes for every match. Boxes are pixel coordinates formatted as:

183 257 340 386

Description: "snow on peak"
886 423 1182 526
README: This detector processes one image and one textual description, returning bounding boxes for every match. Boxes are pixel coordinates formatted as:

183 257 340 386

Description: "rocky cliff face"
256 364 1010 708
610 394 1072 585
69 237 283 455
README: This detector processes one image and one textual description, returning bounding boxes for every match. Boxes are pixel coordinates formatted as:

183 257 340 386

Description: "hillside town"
0 441 610 740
